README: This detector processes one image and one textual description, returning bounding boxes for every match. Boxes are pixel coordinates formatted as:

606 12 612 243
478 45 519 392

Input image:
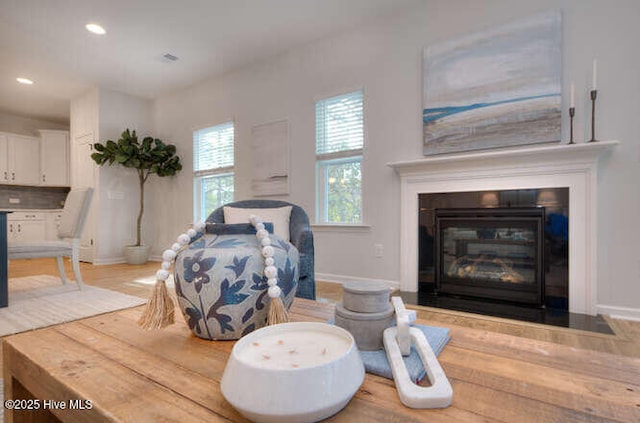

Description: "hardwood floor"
3 257 640 373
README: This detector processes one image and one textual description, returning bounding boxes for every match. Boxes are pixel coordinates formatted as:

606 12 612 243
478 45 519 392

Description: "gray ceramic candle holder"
335 281 393 351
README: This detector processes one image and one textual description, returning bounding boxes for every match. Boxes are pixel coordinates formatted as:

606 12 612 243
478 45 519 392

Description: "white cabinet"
0 130 70 187
0 134 7 182
0 133 40 185
39 130 69 186
7 212 45 243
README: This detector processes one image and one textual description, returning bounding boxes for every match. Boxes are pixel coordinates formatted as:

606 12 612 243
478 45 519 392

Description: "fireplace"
419 189 567 310
434 208 545 306
389 141 617 315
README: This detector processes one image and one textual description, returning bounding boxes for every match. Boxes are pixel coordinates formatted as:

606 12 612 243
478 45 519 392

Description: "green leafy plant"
91 129 182 246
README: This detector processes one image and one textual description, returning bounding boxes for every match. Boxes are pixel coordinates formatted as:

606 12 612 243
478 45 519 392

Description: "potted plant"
91 129 182 264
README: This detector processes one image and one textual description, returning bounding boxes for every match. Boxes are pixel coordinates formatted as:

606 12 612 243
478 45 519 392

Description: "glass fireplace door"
435 208 544 306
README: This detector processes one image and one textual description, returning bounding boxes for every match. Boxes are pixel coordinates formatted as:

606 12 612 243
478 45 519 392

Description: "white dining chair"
8 187 94 289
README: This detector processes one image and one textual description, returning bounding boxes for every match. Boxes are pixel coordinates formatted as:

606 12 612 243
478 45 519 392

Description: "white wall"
152 0 640 314
0 110 68 136
96 89 153 262
70 88 153 263
69 88 99 262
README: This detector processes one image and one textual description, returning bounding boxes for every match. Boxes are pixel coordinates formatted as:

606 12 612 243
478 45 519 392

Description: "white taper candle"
592 59 597 90
570 82 575 107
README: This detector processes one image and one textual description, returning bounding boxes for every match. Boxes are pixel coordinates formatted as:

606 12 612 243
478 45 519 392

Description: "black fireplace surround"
418 188 570 312
435 208 545 307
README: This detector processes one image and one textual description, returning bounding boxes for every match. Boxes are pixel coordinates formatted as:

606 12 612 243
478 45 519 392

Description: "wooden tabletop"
3 299 640 422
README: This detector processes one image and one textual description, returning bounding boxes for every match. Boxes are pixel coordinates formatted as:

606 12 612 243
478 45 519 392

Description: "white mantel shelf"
388 140 619 175
388 140 619 316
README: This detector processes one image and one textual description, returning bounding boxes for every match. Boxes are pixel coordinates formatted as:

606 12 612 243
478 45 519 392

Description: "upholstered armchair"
207 200 316 300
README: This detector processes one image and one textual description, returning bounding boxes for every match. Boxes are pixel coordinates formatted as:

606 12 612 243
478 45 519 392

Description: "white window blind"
194 122 234 174
316 90 363 158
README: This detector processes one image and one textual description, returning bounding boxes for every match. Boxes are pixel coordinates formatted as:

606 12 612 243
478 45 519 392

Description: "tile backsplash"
0 185 70 209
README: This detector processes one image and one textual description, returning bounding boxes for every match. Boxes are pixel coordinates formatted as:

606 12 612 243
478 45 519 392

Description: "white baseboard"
315 273 399 290
93 255 162 265
596 304 640 322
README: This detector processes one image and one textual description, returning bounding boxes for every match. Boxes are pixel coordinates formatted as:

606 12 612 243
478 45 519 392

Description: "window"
193 122 234 221
315 90 364 224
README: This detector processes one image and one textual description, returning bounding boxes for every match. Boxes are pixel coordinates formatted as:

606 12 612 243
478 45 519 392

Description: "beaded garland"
155 223 205 286
248 214 283 302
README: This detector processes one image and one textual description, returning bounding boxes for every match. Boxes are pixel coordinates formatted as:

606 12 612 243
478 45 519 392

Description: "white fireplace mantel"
388 140 618 315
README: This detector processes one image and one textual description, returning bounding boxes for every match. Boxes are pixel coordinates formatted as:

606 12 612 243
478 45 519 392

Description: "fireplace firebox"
435 208 545 306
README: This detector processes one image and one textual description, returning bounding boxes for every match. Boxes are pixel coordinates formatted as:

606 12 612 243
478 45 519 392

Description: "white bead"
156 269 170 281
162 249 177 261
257 229 268 240
267 278 278 287
171 242 181 251
255 222 265 231
264 265 277 278
261 245 274 258
268 285 281 298
177 234 191 245
186 228 197 238
161 261 172 270
265 257 275 266
194 221 206 231
249 215 257 225
261 237 271 247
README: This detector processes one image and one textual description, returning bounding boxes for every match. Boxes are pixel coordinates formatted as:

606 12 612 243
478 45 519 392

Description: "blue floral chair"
207 200 316 300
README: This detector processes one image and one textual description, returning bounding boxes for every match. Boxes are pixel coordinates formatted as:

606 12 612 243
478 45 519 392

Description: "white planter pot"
123 245 151 265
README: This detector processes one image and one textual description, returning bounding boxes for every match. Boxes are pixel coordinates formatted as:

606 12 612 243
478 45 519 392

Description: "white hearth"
389 140 618 315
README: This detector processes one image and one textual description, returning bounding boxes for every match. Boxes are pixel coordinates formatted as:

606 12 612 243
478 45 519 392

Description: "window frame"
193 121 235 222
314 89 365 225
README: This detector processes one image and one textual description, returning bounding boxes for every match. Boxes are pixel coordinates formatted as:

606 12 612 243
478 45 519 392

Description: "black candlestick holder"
589 90 598 142
569 107 575 144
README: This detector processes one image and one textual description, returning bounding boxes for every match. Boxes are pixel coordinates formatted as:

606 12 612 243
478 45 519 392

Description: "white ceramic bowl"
221 322 364 423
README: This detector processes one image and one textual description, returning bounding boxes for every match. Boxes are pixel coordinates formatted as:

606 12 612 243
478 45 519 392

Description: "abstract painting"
423 11 562 155
250 119 289 196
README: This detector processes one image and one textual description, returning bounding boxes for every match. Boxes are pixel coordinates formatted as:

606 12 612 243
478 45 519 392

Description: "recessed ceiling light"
16 77 34 85
85 23 106 35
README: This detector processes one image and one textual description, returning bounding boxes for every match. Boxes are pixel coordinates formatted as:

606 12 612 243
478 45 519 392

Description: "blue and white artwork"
423 11 562 155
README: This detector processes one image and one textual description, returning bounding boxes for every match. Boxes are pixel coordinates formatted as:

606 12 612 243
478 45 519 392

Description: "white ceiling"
0 0 421 124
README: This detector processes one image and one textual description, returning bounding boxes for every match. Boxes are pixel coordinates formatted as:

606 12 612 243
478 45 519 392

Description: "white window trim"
193 171 235 222
193 121 235 222
316 153 363 224
311 223 371 232
315 89 365 225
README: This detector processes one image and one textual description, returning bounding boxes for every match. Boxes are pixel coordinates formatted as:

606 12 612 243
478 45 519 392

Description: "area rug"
0 275 147 337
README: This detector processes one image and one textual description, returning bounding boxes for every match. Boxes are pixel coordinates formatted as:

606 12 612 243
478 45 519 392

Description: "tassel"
137 223 205 330
267 294 289 325
251 214 289 326
138 279 175 329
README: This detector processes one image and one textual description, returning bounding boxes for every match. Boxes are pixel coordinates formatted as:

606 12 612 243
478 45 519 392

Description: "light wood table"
3 299 640 422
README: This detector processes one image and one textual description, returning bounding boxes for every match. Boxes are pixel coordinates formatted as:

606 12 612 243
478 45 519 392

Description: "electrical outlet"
9 198 20 204
374 243 383 258
107 190 124 200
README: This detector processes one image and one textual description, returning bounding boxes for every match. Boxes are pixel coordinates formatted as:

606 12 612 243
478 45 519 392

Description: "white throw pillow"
223 206 292 241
